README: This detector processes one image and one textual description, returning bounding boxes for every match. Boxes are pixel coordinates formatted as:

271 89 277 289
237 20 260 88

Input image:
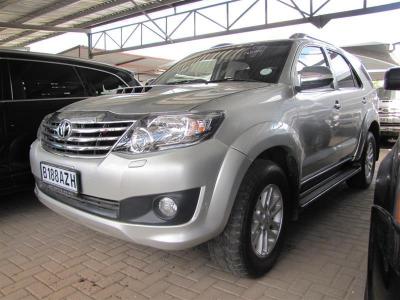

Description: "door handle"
334 100 341 109
362 97 367 104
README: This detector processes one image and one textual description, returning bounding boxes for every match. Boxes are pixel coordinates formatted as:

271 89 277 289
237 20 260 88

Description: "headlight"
113 112 224 154
37 113 53 140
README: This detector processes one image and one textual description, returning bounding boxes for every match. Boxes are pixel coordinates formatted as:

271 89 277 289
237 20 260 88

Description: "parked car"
0 50 140 194
366 67 400 299
30 34 379 277
377 87 400 139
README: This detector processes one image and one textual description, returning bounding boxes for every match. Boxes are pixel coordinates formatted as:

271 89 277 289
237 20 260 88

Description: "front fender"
230 121 303 178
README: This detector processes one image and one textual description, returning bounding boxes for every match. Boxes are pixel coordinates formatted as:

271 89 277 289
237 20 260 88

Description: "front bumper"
30 139 251 250
379 114 400 135
380 125 400 136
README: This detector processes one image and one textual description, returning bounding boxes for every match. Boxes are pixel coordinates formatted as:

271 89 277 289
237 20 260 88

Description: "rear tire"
347 132 376 189
208 160 290 277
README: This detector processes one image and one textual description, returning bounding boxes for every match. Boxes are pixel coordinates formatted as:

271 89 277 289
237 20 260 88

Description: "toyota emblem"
57 120 72 139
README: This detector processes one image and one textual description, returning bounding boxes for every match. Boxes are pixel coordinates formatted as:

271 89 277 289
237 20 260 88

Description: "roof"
0 0 198 48
0 48 135 74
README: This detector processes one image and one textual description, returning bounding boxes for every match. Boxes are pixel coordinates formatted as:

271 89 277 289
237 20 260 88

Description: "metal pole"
87 33 93 59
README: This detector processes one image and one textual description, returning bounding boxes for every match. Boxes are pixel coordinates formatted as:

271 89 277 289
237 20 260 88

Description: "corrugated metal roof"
0 0 193 47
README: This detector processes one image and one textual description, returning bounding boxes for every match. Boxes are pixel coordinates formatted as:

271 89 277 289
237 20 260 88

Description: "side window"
115 71 140 87
327 50 358 88
0 60 11 100
78 68 127 96
297 46 328 73
9 60 85 100
296 46 331 89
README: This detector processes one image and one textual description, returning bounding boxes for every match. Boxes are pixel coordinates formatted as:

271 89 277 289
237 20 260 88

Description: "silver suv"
30 34 379 277
377 87 400 139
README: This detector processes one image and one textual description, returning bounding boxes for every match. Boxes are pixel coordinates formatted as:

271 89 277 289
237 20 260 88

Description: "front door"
293 46 342 178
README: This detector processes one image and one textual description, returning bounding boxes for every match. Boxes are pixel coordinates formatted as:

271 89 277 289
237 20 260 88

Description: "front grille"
41 119 134 157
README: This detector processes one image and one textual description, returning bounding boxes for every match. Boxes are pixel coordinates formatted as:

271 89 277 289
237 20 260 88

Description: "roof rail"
210 43 234 49
290 33 332 45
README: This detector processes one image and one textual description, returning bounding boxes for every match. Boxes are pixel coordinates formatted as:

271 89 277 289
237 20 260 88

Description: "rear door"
326 49 364 158
6 59 86 185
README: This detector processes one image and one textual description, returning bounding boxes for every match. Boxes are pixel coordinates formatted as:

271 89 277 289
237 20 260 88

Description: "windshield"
377 87 400 101
153 41 292 85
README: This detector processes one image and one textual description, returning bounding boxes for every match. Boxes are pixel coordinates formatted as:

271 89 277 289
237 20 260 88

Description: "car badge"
57 120 72 139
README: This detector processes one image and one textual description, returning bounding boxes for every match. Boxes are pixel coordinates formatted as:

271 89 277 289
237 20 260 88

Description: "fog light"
157 197 178 219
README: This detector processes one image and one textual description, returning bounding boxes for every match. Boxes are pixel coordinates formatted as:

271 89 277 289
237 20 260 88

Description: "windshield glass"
153 41 292 85
377 87 400 101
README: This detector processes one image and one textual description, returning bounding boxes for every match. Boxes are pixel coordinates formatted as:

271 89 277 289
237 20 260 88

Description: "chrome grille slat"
41 118 134 157
73 127 129 133
43 132 120 142
43 141 112 151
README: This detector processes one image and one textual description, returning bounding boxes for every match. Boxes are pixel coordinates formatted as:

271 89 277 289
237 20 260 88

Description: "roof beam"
0 0 17 10
0 22 90 33
2 0 199 46
9 0 81 24
0 0 81 34
0 0 132 45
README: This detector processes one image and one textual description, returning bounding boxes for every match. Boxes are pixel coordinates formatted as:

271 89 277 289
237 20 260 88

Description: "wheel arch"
252 146 301 220
368 120 380 161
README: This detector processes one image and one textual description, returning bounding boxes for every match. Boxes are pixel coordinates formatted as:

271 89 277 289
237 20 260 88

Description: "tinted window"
0 60 11 100
327 51 357 88
377 87 400 101
154 41 292 85
115 71 140 87
78 68 128 96
9 60 84 100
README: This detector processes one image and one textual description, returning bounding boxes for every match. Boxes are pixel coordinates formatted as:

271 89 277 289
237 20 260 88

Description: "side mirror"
297 66 334 91
145 78 156 86
384 67 400 90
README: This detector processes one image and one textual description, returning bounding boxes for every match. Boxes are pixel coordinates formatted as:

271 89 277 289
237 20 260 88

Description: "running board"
299 166 361 208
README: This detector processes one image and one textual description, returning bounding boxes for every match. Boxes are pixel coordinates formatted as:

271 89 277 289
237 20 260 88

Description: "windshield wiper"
166 79 208 85
165 78 263 85
208 78 262 83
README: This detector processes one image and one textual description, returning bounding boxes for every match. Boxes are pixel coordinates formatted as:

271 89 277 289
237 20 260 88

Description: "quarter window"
327 50 358 88
9 60 85 100
77 68 127 96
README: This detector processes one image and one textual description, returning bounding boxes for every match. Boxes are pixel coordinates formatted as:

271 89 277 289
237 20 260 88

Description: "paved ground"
0 146 393 300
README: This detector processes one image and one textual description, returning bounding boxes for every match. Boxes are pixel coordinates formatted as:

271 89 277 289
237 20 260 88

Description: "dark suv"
0 50 140 194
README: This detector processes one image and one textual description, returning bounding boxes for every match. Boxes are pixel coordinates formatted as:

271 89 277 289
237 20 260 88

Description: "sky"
28 0 400 63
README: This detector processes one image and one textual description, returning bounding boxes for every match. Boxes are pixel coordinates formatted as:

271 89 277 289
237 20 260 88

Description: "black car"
366 67 400 299
0 50 140 195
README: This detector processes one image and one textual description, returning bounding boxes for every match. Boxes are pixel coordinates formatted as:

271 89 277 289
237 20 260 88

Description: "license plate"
40 162 79 193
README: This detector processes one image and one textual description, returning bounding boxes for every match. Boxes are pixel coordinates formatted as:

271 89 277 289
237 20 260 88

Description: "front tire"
208 160 290 277
347 132 376 189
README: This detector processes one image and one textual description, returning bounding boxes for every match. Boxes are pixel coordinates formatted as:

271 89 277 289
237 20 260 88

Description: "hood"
60 82 270 114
